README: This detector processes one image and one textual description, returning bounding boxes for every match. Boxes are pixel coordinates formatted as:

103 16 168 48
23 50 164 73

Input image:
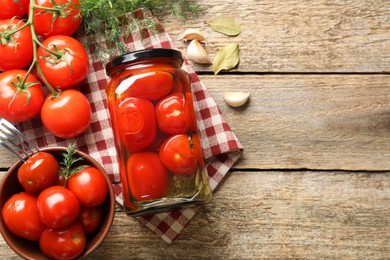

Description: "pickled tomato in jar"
105 49 212 215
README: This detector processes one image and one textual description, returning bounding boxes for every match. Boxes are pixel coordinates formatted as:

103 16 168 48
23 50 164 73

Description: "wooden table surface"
1 0 390 258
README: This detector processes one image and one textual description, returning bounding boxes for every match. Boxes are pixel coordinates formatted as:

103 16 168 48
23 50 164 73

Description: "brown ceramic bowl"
0 146 115 259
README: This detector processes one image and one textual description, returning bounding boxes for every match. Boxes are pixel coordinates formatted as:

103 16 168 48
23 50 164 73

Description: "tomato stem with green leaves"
8 74 39 109
35 4 66 13
18 6 38 88
3 0 75 98
26 0 63 96
35 0 79 17
0 17 28 41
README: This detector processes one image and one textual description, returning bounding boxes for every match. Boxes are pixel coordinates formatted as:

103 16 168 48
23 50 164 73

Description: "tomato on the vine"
0 0 30 20
39 221 86 260
117 97 156 151
67 166 108 207
0 70 44 123
78 206 102 234
2 192 45 241
33 0 82 38
0 18 33 71
37 185 80 229
17 151 59 194
126 152 170 201
41 89 92 138
156 93 188 134
159 134 198 176
37 35 89 89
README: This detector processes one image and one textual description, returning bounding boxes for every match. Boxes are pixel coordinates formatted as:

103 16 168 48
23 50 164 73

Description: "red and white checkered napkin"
17 9 243 243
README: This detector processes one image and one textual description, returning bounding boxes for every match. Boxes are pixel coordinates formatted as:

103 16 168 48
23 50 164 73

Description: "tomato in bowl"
0 147 115 260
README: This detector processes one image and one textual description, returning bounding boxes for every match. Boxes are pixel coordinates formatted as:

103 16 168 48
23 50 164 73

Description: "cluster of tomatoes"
0 0 92 138
108 69 204 203
2 148 108 259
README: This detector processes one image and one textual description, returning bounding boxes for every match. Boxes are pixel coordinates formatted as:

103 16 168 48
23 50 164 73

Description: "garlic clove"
224 91 250 107
187 39 211 64
180 28 206 43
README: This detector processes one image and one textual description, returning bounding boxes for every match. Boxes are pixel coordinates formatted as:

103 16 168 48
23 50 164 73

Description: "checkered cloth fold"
17 9 243 243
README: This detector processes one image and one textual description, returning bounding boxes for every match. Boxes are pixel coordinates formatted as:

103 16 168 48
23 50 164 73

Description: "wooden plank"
1 0 389 259
199 74 390 171
159 0 390 73
2 74 388 171
0 153 17 169
2 170 389 259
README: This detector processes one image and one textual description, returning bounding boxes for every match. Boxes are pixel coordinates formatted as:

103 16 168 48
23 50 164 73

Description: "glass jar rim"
105 48 183 75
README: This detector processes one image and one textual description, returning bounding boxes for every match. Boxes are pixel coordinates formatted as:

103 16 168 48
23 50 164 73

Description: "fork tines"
0 118 39 160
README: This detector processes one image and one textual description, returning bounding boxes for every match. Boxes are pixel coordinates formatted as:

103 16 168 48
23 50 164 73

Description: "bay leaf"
212 43 240 75
206 16 241 36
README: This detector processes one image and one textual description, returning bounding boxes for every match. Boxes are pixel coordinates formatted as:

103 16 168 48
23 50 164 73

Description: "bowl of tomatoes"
0 145 115 260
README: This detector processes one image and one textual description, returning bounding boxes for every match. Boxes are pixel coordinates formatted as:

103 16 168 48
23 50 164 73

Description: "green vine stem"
5 0 73 97
4 0 203 96
1 17 29 39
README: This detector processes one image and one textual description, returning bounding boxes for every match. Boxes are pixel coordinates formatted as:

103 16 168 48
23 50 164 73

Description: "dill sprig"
79 0 202 61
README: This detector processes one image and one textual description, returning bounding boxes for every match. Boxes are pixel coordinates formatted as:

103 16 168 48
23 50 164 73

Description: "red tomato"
120 71 173 101
56 175 66 186
17 151 59 193
2 192 44 241
78 206 102 234
37 35 89 89
0 18 33 71
156 93 188 134
117 97 156 151
67 167 108 207
39 221 86 260
33 0 81 38
37 186 80 228
126 152 170 201
41 89 92 138
0 0 29 20
159 134 198 176
0 70 44 123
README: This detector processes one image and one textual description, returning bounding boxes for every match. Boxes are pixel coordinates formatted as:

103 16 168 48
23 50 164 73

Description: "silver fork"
0 118 39 160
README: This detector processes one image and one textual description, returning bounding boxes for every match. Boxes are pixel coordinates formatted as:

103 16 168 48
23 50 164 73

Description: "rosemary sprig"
58 143 89 186
79 0 202 61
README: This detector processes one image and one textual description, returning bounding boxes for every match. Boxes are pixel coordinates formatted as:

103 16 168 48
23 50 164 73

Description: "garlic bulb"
180 28 206 43
224 91 250 107
187 39 211 64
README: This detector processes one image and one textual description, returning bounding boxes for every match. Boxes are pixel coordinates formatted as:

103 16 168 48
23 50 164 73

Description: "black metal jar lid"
105 48 183 75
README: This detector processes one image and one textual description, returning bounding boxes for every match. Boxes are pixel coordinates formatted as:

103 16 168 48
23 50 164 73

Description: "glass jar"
105 48 212 216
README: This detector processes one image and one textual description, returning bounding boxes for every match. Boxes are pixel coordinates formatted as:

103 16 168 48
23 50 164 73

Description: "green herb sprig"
58 143 88 186
79 0 203 60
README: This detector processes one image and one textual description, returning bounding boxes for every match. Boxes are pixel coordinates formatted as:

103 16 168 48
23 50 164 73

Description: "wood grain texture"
1 75 389 171
159 0 390 73
1 0 390 259
199 74 390 171
2 170 389 259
